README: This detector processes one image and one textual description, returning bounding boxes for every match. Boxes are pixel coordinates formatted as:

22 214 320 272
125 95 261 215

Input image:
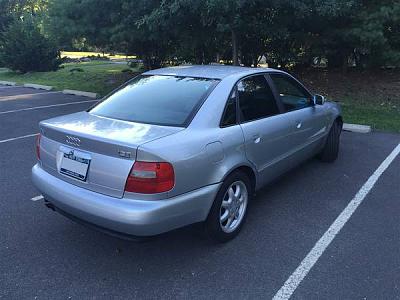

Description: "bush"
121 68 132 73
86 55 110 61
69 68 84 73
128 59 144 70
0 17 61 73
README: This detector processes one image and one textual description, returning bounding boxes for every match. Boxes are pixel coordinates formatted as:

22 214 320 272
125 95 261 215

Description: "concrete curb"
0 80 17 86
343 123 371 133
23 83 53 91
62 89 98 99
0 81 99 99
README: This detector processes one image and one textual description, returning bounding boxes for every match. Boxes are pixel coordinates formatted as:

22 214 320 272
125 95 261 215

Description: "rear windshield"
90 75 218 126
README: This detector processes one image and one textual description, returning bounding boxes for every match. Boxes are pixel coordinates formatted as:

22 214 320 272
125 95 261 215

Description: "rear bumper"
32 164 220 236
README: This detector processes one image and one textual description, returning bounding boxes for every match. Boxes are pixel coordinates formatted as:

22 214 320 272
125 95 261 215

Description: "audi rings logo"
66 135 81 147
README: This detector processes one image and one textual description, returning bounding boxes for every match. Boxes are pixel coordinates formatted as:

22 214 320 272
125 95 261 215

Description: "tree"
113 0 169 69
0 15 61 72
1 0 48 39
47 0 122 51
202 0 256 66
47 0 400 70
349 0 400 68
137 0 219 65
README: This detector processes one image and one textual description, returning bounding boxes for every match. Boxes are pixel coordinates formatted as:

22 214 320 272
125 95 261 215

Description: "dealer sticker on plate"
59 147 91 181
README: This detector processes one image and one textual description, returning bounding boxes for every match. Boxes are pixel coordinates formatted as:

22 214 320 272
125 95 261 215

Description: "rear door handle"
296 121 302 129
253 135 261 144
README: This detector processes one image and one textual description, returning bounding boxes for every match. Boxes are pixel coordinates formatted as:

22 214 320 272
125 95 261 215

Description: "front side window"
237 75 280 122
270 74 312 112
90 75 218 127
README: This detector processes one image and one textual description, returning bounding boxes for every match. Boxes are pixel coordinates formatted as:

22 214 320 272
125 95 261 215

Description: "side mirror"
313 94 326 105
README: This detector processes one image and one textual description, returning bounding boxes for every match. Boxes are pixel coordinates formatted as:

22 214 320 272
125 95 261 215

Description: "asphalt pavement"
0 85 399 299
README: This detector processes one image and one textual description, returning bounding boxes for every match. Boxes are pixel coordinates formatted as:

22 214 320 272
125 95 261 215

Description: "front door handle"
296 122 302 129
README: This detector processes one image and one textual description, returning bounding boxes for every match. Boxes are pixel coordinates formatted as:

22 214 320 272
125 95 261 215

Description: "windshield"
90 75 218 127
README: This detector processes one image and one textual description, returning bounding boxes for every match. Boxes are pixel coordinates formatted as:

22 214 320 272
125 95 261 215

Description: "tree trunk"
342 56 348 73
231 29 239 66
253 54 259 67
328 52 348 72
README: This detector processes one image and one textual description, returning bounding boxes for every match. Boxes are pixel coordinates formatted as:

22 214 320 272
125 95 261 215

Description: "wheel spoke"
222 200 230 208
234 185 241 198
228 187 235 201
226 216 234 228
220 210 229 222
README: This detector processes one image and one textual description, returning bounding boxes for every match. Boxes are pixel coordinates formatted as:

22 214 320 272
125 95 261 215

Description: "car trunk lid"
39 112 183 198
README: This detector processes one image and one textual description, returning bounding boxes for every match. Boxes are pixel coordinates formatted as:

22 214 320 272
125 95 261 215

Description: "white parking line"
273 142 400 300
0 99 97 115
0 133 38 144
31 195 44 201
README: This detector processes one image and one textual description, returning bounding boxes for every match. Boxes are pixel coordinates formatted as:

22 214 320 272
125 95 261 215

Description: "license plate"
59 148 91 181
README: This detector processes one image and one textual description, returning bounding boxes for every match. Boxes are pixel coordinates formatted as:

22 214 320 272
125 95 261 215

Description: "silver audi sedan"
32 65 342 242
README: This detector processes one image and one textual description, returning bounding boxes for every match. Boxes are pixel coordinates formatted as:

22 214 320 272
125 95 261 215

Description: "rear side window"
237 75 280 122
220 89 237 127
90 75 218 127
270 74 312 112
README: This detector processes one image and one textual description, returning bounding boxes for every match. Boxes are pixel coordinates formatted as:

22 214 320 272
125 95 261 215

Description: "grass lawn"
0 61 139 96
61 51 137 60
297 69 400 132
341 102 400 132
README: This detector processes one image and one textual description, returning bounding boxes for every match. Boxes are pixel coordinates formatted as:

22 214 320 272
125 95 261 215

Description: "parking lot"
1 84 399 299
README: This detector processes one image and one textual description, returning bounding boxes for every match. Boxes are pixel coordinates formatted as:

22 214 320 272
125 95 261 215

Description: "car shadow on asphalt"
52 156 325 249
45 132 390 259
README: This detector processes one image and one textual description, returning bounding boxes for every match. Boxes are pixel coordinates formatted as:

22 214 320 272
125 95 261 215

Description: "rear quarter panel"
136 125 253 198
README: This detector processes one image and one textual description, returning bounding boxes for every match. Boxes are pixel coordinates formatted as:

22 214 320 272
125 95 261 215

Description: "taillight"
125 161 175 194
35 133 41 160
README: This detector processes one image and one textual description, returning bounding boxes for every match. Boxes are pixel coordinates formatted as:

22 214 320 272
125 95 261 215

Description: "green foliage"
0 61 140 96
46 0 400 70
121 68 135 74
0 15 61 72
47 0 121 51
349 1 400 68
69 67 84 73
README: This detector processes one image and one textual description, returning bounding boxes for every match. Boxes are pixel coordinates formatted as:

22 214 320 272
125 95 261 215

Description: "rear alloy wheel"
318 120 342 162
206 171 251 242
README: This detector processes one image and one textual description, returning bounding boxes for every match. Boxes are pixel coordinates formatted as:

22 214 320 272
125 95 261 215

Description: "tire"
205 171 252 243
318 120 342 162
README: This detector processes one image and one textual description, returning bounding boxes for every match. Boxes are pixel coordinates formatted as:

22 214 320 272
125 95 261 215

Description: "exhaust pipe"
44 200 56 211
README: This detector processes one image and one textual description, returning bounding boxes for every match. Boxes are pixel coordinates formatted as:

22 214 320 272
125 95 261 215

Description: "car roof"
143 65 285 80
